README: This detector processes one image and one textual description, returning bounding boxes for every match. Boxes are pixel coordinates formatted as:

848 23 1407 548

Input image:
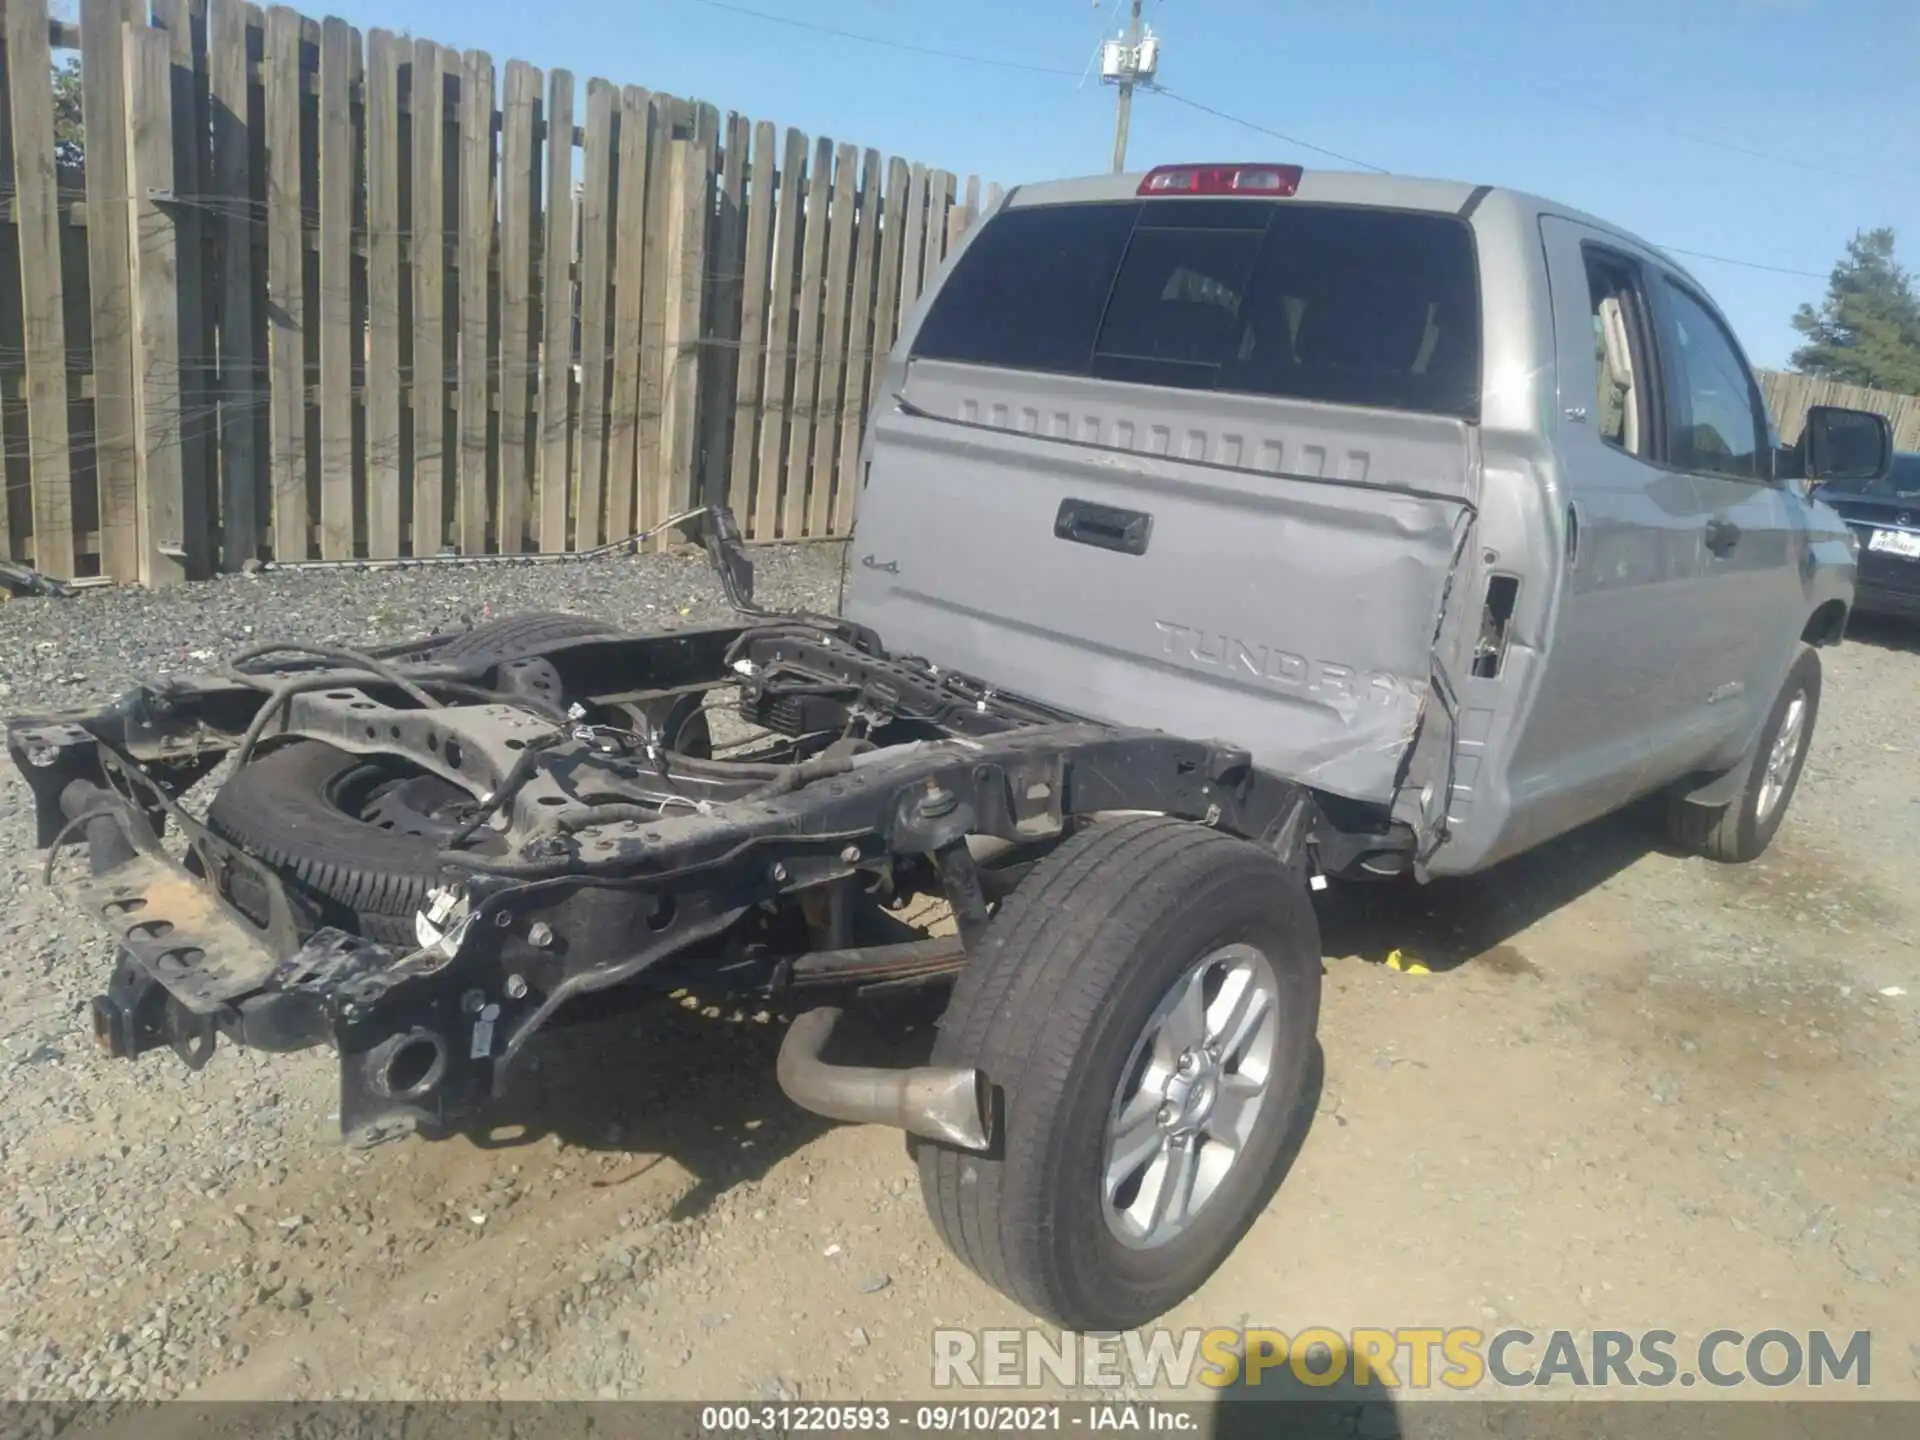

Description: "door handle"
1054 498 1152 557
1704 517 1742 557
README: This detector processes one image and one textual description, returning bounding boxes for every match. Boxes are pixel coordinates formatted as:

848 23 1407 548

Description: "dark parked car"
1816 450 1920 621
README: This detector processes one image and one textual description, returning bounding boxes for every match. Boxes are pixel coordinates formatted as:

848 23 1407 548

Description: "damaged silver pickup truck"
8 163 1892 1332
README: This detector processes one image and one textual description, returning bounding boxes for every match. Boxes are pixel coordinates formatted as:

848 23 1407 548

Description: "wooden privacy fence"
1757 369 1920 452
6 5 1914 591
0 0 995 583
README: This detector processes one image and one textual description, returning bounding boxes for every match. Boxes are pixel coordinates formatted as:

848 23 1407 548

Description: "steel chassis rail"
8 614 1345 1146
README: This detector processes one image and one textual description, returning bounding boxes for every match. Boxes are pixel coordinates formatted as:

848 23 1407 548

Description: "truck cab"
843 163 1883 877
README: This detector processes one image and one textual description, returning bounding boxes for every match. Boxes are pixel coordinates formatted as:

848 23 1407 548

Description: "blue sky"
327 0 1915 369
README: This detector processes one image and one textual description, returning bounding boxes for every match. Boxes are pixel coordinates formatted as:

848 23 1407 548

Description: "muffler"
776 1006 993 1152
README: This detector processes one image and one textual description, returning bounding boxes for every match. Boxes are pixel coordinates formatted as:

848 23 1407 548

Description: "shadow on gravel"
1315 798 1661 975
464 989 947 1220
1206 1347 1403 1439
1844 612 1920 655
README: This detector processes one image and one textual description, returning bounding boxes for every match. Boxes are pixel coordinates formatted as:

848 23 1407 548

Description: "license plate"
1868 528 1920 559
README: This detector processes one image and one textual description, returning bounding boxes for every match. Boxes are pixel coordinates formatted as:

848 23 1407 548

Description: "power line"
678 0 1080 77
1140 91 1829 282
1459 63 1872 184
1147 86 1391 173
1656 246 1829 282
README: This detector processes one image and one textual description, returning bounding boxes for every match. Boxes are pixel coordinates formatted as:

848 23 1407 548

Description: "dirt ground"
1 554 1915 1416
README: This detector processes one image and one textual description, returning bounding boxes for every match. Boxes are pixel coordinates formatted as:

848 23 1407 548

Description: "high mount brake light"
1137 164 1304 197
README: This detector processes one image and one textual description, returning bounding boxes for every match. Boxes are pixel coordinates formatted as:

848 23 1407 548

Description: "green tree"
52 57 84 175
1790 228 1920 393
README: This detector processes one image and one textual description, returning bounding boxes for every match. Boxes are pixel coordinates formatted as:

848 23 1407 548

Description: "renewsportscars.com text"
932 1327 1873 1391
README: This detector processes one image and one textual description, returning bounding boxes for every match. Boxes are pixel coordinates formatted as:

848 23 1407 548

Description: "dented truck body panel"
843 171 1857 877
845 362 1476 806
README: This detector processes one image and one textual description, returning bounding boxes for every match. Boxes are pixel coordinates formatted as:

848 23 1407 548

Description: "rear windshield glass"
912 198 1482 420
1818 451 1920 499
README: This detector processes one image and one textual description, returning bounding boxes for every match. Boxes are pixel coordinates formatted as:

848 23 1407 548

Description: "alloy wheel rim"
1756 690 1808 822
1101 943 1281 1250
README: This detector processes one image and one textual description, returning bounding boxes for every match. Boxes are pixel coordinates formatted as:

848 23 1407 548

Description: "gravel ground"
0 555 1916 1411
0 544 844 1403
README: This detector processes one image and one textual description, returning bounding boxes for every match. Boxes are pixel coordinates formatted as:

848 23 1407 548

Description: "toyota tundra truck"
8 161 1890 1332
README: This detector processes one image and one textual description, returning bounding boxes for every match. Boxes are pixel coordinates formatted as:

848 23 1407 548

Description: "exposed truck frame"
6 513 1387 1154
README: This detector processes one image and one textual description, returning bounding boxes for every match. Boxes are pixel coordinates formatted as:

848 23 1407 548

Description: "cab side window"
1583 252 1652 458
1660 282 1765 481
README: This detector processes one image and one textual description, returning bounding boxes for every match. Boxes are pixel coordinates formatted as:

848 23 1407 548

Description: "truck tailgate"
843 364 1479 804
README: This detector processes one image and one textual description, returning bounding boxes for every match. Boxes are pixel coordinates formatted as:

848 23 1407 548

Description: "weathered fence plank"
920 169 952 318
657 137 706 537
263 5 305 560
5 0 75 576
455 49 493 554
244 1 267 554
727 118 775 529
152 0 213 574
209 0 258 566
832 147 883 535
409 39 447 555
896 162 927 337
365 28 402 558
573 78 616 548
780 135 831 540
945 172 976 253
125 22 188 586
605 87 653 544
536 68 574 550
81 0 144 580
495 58 540 552
0 14 17 563
807 141 857 538
634 94 677 545
870 155 910 414
754 126 804 542
0 18 10 561
315 18 353 559
700 110 748 510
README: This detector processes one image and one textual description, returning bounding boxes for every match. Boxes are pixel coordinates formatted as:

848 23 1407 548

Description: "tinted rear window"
912 199 1482 419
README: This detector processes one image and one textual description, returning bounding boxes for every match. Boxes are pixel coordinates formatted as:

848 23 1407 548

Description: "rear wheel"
916 816 1321 1330
1664 645 1822 863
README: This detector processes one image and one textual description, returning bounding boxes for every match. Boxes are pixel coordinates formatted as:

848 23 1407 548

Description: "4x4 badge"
861 554 900 573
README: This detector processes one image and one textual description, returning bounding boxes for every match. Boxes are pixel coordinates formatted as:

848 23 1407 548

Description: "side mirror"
1801 405 1892 485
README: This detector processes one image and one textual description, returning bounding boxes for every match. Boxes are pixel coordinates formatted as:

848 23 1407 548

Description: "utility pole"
1111 0 1142 173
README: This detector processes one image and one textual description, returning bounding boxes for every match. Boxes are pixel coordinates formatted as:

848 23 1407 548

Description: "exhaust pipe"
776 1006 993 1152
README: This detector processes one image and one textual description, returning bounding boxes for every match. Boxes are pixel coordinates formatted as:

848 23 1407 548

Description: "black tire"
1665 645 1822 863
916 816 1322 1330
211 610 611 941
209 741 446 945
